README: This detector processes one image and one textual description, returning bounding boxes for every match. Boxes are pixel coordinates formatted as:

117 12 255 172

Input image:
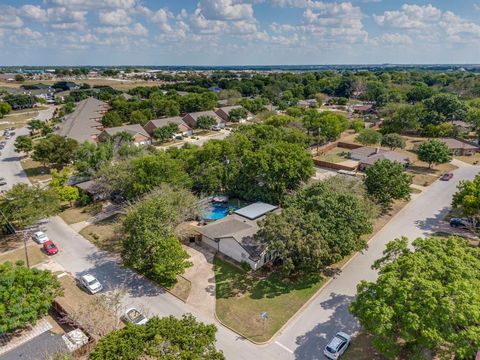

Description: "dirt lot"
79 214 122 253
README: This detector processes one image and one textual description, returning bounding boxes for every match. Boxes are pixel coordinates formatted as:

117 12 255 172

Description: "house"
56 97 109 143
297 99 318 108
196 202 279 270
215 105 251 123
74 179 105 201
349 146 410 170
144 117 192 137
451 120 473 132
438 138 478 156
358 151 410 170
53 81 80 91
352 104 376 115
182 110 224 129
98 124 151 146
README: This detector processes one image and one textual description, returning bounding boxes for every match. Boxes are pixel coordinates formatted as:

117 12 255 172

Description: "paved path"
38 161 479 360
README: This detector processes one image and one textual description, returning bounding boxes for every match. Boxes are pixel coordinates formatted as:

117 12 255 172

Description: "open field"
215 257 326 343
0 243 48 266
0 111 39 132
0 79 162 91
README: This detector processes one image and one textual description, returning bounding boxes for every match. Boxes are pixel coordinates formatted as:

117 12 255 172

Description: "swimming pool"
202 201 237 221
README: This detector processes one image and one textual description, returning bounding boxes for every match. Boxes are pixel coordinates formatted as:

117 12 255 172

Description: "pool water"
202 202 237 221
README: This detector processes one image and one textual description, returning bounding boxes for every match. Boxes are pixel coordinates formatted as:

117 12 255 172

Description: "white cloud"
0 6 24 28
371 32 412 45
200 0 255 21
99 9 132 26
374 4 442 29
48 0 138 10
95 23 148 36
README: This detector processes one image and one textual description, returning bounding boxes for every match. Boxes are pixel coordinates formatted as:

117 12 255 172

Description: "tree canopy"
32 134 78 167
0 262 62 333
356 129 382 146
90 314 225 360
350 236 480 360
121 186 197 286
416 139 452 168
364 159 412 207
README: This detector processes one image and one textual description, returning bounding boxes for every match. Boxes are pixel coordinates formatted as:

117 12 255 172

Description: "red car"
43 240 59 255
441 173 454 181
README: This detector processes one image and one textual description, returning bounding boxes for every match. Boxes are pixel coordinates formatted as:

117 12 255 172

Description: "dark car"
440 173 454 181
43 240 59 255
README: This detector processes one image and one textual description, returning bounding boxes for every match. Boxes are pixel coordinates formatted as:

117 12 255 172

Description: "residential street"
0 106 56 190
37 161 479 360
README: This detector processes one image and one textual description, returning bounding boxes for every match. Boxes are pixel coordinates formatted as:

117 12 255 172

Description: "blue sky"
1 0 480 65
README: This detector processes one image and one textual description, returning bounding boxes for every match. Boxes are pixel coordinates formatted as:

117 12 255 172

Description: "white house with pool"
195 202 279 270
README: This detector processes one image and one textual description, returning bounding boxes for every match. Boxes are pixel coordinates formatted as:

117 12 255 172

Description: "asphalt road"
38 161 479 360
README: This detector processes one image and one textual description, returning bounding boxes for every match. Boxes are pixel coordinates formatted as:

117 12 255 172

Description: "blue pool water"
202 202 237 221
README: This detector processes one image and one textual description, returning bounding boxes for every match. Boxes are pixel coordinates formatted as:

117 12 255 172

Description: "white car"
78 274 103 294
123 308 149 325
32 231 49 244
324 332 351 359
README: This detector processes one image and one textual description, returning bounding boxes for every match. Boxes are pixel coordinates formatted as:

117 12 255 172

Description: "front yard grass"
316 147 350 163
59 204 102 225
214 257 326 343
168 275 192 302
20 158 52 184
79 214 122 253
0 243 48 266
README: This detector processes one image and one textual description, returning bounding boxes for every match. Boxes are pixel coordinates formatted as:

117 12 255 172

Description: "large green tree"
0 184 61 228
0 262 62 333
350 236 480 360
452 174 480 229
380 133 406 150
364 159 412 207
90 314 225 360
74 141 113 176
416 139 451 168
32 134 78 167
356 129 382 146
121 186 197 286
14 135 33 155
196 115 217 129
256 178 376 274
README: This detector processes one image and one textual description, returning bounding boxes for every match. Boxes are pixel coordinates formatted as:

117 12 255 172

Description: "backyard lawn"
214 257 326 343
316 146 350 163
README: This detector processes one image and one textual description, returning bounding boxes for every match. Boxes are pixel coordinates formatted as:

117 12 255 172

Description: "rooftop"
234 201 278 220
147 116 189 128
102 124 150 139
438 138 478 150
57 97 109 143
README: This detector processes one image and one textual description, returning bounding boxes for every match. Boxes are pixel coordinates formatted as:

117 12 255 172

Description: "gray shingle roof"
438 138 478 150
147 117 188 128
102 124 150 139
185 110 221 121
57 97 109 143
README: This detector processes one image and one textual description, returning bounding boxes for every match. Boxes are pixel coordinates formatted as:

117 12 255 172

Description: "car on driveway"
324 332 351 359
43 240 59 255
33 231 49 244
449 217 475 229
78 274 103 294
123 308 149 325
440 173 454 181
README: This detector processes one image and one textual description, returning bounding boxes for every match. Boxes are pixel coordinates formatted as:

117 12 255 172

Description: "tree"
0 184 61 228
264 114 296 127
130 109 148 125
0 262 62 333
49 169 79 206
15 74 25 82
452 174 480 229
356 129 382 146
256 178 375 274
417 139 451 168
228 107 248 122
351 119 364 133
14 135 33 155
153 123 179 143
423 93 468 123
74 141 113 176
380 133 405 150
27 119 44 135
381 104 422 134
32 134 78 167
90 314 225 360
102 111 123 127
364 159 412 207
466 107 480 142
0 102 12 118
406 82 433 103
350 237 480 360
121 187 197 286
196 115 217 129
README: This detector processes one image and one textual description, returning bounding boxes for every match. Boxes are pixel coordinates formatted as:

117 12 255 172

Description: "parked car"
211 125 222 131
441 173 454 181
33 231 49 244
0 180 6 186
324 332 351 359
43 240 59 255
78 274 103 294
123 308 149 325
449 217 475 229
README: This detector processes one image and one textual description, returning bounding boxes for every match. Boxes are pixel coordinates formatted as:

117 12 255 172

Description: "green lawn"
0 244 48 266
214 257 326 342
79 214 122 253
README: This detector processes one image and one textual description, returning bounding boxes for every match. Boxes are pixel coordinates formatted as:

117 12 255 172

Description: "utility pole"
0 209 31 268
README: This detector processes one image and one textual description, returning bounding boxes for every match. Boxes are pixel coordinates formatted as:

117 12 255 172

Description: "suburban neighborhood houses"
5 1 480 359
